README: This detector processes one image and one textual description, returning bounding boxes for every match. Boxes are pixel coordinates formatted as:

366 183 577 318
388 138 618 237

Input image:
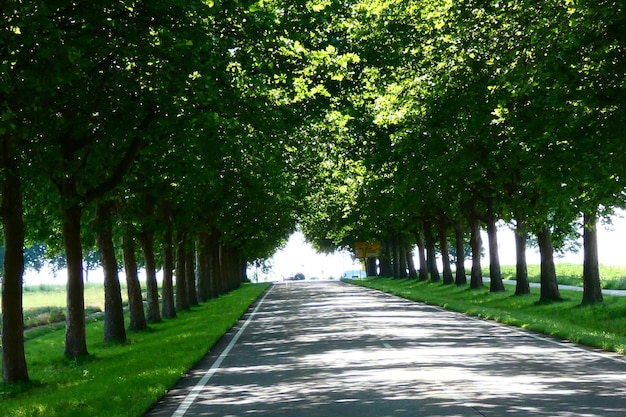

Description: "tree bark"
175 231 190 311
379 240 393 277
222 245 242 291
122 226 147 331
1 134 29 383
366 257 378 277
514 216 530 295
406 247 418 279
220 244 232 291
186 237 199 306
454 222 467 286
208 228 223 297
582 211 603 304
398 236 408 278
438 221 454 285
391 234 401 278
196 232 212 301
413 230 429 281
161 225 177 318
94 202 127 343
485 215 505 292
62 200 89 358
138 227 161 323
537 225 562 302
469 215 484 289
424 221 440 282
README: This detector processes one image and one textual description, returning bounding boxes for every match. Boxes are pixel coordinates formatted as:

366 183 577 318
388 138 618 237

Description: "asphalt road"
145 281 626 417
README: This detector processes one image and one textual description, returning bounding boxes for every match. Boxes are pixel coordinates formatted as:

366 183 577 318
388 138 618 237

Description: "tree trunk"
366 257 378 277
413 230 429 281
196 232 211 301
438 221 454 285
58 171 88 358
406 246 418 279
175 231 190 311
138 227 161 323
186 237 199 306
94 202 126 343
537 225 562 302
122 226 147 331
161 225 177 318
62 199 89 358
424 221 440 282
241 254 249 283
208 228 223 297
398 236 408 278
379 240 393 277
220 244 233 291
469 215 484 289
514 216 530 295
391 234 401 278
485 215 505 292
582 211 603 304
454 222 467 286
1 134 29 383
228 246 244 290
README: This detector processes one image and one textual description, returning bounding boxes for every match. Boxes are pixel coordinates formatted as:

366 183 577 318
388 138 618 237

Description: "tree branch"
83 107 158 203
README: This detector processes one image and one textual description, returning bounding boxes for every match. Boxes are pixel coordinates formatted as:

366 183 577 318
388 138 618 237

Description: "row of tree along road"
2 0 624 387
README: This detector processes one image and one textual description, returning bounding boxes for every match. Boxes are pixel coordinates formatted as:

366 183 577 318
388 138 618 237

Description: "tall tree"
93 201 126 343
0 133 29 383
121 223 148 331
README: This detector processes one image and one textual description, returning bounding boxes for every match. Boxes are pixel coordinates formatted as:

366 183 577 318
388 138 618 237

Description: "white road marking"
171 286 274 417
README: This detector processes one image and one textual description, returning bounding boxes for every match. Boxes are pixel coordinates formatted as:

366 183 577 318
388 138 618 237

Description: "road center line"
171 285 274 417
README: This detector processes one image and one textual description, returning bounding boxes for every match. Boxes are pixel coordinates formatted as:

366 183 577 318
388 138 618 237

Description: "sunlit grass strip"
349 278 626 355
0 283 270 417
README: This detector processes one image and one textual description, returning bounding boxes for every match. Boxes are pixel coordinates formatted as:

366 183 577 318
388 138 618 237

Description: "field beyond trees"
485 264 626 290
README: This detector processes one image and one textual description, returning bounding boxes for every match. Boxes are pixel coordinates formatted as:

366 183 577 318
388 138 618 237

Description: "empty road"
145 281 626 416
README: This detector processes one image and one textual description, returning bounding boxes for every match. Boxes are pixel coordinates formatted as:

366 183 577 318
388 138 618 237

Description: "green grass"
483 263 626 289
1 283 110 331
348 277 626 355
0 283 270 417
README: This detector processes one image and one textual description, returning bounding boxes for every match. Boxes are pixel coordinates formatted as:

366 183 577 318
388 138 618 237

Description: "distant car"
342 270 367 279
309 276 319 281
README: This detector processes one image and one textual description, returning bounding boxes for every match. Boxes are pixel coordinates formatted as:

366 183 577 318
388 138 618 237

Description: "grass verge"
348 278 626 355
0 282 270 417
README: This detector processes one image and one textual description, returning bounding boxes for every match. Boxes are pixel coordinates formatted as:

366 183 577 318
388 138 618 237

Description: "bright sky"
254 231 361 281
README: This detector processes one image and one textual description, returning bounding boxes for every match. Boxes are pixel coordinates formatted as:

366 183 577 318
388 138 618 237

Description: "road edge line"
171 285 274 417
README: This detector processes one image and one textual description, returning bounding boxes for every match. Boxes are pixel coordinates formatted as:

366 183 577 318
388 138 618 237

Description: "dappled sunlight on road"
147 282 626 417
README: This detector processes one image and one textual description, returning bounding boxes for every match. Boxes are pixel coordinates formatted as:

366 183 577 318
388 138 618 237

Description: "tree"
0 133 29 383
121 223 147 331
93 201 126 343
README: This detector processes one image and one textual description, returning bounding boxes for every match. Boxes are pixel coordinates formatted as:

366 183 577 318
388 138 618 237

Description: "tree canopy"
1 0 624 382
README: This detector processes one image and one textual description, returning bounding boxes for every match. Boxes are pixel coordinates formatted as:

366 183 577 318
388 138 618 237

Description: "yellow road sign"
354 241 381 258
